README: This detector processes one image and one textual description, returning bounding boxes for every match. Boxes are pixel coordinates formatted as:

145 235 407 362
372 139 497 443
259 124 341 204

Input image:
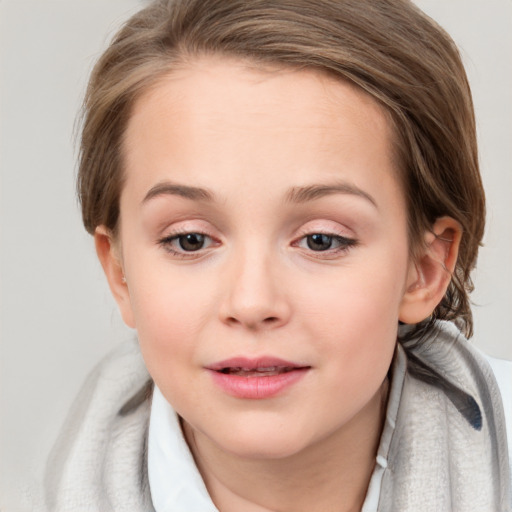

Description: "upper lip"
206 356 309 372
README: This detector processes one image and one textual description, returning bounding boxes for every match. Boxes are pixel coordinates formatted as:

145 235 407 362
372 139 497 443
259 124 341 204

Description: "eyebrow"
285 182 378 208
142 182 215 203
142 179 377 209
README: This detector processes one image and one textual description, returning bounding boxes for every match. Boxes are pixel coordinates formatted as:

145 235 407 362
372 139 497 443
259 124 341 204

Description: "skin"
96 57 461 512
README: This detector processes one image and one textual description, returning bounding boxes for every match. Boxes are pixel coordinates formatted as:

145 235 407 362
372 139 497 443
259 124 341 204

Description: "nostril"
225 316 279 329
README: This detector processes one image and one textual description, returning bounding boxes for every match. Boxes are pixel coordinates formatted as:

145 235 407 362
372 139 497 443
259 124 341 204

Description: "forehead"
126 57 392 143
121 56 401 208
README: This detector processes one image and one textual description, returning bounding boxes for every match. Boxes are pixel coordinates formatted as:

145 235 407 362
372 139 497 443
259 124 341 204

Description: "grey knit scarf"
43 322 511 511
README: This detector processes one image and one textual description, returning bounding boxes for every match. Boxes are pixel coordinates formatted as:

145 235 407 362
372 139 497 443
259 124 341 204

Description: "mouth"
207 357 310 399
217 366 300 377
208 356 309 375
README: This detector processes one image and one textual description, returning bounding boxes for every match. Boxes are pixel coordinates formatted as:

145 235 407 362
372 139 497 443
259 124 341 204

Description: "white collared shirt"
148 354 512 512
148 386 219 512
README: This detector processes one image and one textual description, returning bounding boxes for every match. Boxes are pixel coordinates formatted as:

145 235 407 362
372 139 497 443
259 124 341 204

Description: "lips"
207 357 310 399
218 366 297 377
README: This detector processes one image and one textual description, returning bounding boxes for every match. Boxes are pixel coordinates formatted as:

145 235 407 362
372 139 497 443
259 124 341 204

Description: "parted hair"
78 0 485 338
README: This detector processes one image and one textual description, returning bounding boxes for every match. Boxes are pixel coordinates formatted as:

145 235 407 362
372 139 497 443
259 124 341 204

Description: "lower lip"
208 368 309 399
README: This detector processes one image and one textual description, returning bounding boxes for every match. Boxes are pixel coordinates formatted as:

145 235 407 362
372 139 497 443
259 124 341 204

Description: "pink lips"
207 357 310 399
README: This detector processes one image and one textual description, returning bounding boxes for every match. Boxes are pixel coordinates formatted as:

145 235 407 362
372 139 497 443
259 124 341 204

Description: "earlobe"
399 216 462 324
94 226 136 328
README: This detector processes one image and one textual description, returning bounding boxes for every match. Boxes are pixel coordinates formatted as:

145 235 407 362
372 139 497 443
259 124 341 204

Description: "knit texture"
44 340 154 511
43 322 511 511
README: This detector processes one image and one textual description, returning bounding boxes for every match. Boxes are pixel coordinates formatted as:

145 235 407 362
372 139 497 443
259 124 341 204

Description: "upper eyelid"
293 223 354 239
155 217 356 243
157 224 354 240
157 222 217 239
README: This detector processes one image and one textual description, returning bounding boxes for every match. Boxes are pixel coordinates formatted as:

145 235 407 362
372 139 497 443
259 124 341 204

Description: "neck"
184 378 389 512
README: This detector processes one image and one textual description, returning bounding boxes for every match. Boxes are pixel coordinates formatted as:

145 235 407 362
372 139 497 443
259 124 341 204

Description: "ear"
94 226 136 328
399 216 462 324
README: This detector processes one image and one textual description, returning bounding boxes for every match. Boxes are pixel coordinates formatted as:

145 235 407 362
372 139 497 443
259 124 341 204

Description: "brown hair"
78 0 485 337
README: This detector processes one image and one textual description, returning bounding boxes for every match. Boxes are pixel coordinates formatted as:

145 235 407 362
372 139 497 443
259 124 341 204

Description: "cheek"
298 252 408 330
305 285 399 370
124 261 213 371
296 251 407 373
130 282 211 412
126 269 225 420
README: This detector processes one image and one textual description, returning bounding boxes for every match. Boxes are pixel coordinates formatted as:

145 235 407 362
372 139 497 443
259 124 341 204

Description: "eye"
175 233 207 251
295 232 357 254
306 233 336 251
159 232 215 255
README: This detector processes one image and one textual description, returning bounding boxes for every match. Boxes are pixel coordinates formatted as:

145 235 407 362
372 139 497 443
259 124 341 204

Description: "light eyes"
158 229 357 259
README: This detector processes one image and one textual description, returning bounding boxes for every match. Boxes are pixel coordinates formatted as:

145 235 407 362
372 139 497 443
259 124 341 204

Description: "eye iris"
178 233 205 251
307 233 333 251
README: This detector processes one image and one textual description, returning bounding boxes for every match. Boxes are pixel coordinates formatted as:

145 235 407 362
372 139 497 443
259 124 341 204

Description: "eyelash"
293 232 358 257
158 230 218 259
157 230 358 259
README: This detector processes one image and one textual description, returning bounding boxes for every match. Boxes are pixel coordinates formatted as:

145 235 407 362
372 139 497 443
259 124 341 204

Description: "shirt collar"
148 385 219 512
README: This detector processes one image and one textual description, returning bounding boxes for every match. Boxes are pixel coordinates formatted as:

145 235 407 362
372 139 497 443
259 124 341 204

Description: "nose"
219 247 291 331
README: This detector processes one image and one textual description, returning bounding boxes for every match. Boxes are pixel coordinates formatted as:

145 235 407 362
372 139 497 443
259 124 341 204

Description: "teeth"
220 366 295 376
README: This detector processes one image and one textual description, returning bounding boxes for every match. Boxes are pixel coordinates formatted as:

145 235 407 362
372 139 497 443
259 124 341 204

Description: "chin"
207 420 320 461
225 438 308 460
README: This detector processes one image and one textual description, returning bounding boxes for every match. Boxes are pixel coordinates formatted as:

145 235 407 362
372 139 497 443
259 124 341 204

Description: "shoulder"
484 354 512 412
386 322 512 510
483 353 512 469
402 321 510 432
44 339 154 512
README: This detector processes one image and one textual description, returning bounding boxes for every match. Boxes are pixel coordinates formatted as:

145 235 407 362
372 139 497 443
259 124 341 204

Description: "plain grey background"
1 0 511 509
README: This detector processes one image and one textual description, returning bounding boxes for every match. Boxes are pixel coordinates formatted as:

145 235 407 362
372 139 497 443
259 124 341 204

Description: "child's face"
113 57 417 458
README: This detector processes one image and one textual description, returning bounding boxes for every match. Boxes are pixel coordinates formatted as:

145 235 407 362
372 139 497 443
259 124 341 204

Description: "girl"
44 1 511 511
